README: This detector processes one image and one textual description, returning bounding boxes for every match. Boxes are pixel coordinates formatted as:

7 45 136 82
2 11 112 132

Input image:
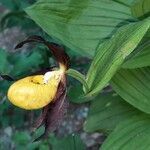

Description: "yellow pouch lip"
7 71 63 110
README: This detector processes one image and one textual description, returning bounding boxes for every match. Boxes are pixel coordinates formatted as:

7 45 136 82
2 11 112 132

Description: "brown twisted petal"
33 78 68 141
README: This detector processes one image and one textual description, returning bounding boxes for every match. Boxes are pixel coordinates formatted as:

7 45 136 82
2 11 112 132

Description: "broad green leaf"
25 0 134 57
122 40 150 68
50 134 85 150
67 69 89 93
86 19 150 97
111 67 150 114
84 92 140 133
101 115 150 150
131 0 150 18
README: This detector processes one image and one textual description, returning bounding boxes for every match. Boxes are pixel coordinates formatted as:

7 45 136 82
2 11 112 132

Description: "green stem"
66 69 89 93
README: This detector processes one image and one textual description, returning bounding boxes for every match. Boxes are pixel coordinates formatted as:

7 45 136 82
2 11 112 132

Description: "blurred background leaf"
0 48 9 73
49 134 86 150
0 0 38 31
0 0 35 10
10 49 44 77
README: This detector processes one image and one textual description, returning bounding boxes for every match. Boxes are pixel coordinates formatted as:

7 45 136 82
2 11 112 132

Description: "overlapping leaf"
101 115 150 150
131 0 150 18
111 67 150 114
122 39 150 68
25 0 134 57
86 19 150 97
84 92 140 133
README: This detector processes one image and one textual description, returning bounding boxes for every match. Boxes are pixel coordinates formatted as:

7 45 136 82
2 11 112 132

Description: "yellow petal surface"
7 74 61 110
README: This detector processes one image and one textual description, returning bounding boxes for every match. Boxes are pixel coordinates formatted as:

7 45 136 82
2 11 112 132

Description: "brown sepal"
15 35 70 70
33 77 68 141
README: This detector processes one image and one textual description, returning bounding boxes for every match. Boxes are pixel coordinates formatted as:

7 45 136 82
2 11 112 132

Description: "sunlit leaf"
111 67 150 114
25 0 134 57
86 19 150 97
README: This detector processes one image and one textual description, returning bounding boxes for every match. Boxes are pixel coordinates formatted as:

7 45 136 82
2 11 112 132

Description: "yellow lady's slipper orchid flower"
7 70 64 110
2 35 70 140
7 35 69 111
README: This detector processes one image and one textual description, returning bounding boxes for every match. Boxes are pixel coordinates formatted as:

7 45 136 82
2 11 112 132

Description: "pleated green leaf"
131 0 150 18
86 19 150 97
25 0 134 57
111 67 150 114
122 40 150 68
101 115 150 150
84 92 140 133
